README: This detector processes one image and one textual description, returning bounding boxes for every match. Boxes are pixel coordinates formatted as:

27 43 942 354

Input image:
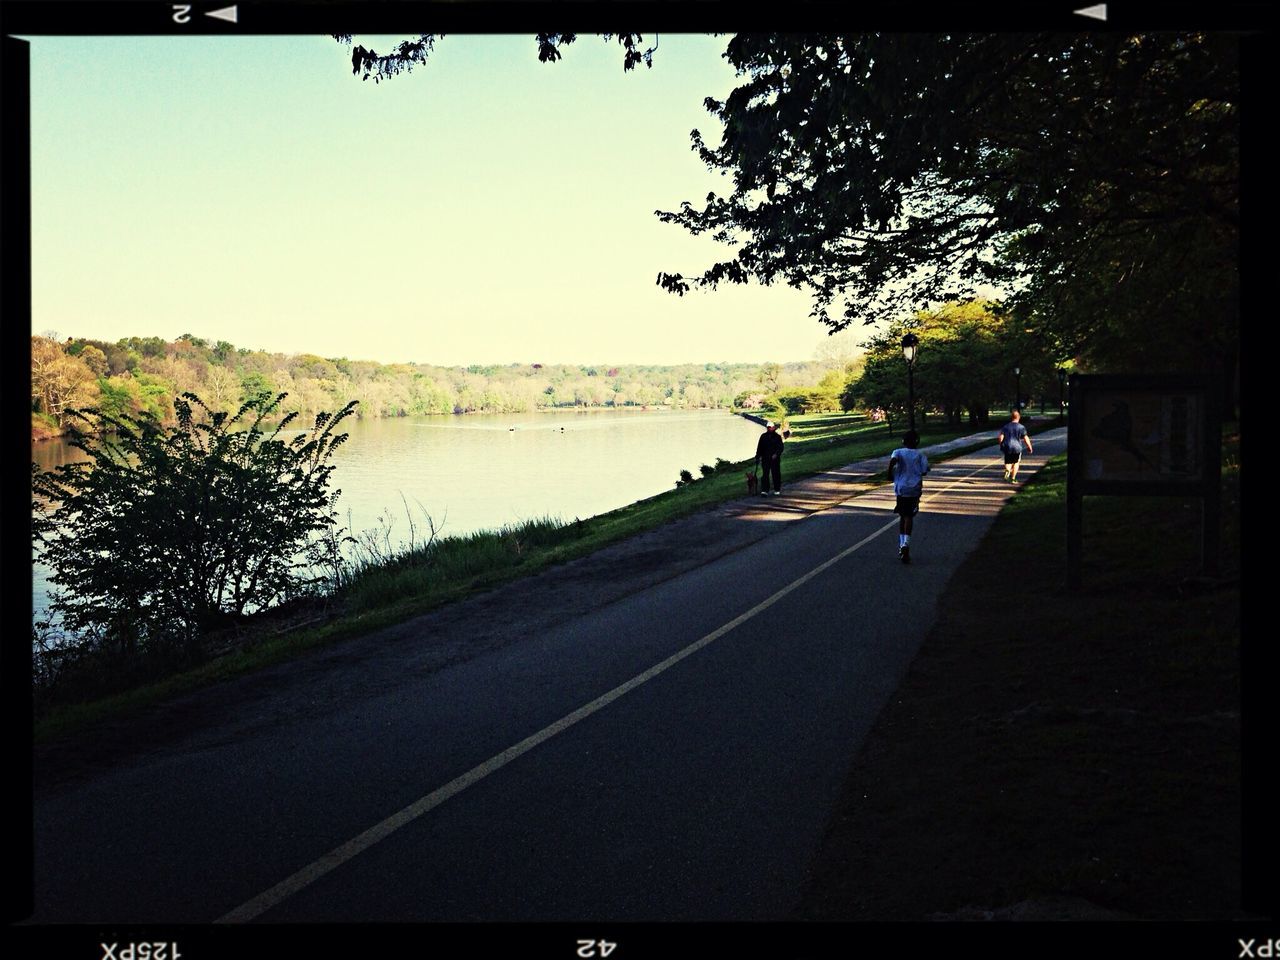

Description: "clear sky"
26 33 854 367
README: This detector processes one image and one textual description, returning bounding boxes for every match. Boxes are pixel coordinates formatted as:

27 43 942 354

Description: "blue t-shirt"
890 448 929 497
1000 421 1028 454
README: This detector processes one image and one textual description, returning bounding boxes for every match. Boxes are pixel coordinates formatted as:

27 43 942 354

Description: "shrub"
32 392 357 667
699 463 716 479
679 468 695 485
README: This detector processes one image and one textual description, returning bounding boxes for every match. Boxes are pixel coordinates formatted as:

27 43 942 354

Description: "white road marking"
216 446 1042 923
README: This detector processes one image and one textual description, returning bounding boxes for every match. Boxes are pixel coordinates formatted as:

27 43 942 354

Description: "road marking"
217 443 1050 922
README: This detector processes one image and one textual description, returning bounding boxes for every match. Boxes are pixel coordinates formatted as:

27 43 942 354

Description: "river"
33 408 762 621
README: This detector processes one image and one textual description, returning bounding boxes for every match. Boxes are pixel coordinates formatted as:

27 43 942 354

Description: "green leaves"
655 33 1238 377
32 392 358 667
845 300 1058 425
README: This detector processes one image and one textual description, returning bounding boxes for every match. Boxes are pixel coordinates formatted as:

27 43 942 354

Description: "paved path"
29 427 1067 926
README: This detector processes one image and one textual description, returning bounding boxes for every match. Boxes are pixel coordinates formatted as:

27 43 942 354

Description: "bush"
699 463 716 478
32 392 357 668
679 468 695 485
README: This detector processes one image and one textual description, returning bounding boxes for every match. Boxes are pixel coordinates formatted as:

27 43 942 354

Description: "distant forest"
32 332 845 438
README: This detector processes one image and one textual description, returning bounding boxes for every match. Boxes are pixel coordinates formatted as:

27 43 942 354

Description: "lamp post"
901 333 919 431
1057 367 1067 423
1013 365 1022 413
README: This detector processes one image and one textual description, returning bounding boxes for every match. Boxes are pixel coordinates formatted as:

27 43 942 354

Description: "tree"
655 33 1238 379
758 361 782 394
69 338 136 376
31 336 100 426
78 345 109 378
844 352 908 429
847 301 1058 426
120 335 168 360
814 329 866 370
204 363 240 412
238 370 276 403
32 393 357 664
94 374 149 423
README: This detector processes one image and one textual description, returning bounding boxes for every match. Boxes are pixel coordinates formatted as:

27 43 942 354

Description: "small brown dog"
745 471 758 495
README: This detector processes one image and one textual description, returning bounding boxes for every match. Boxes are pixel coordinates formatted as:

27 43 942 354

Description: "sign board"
1079 388 1203 485
1066 374 1222 587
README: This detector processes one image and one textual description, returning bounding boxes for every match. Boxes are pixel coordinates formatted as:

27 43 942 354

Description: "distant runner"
998 409 1034 482
889 430 930 565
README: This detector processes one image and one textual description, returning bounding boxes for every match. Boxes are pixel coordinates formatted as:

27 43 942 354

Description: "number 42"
577 940 617 958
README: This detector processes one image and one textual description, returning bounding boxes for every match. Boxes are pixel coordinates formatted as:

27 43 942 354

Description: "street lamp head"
1013 365 1021 376
901 333 919 366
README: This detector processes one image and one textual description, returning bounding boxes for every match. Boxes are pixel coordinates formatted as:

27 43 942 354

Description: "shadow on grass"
796 438 1243 920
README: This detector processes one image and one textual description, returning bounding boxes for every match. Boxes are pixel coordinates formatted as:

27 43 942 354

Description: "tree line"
31 332 842 438
842 301 1064 428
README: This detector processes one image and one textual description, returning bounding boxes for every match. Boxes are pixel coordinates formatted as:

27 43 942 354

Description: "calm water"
33 409 761 619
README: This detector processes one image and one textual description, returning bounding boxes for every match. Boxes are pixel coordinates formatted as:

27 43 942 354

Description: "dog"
745 471 758 495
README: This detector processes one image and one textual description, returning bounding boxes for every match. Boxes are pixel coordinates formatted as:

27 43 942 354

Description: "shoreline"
31 402 748 444
33 415 1000 739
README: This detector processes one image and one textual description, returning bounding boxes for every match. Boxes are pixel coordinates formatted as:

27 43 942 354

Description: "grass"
795 427 1242 920
33 412 1007 742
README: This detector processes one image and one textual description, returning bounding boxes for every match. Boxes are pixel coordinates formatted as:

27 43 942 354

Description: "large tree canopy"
654 33 1239 376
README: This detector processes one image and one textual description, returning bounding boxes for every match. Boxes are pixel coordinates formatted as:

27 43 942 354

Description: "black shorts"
1003 450 1022 464
894 496 920 517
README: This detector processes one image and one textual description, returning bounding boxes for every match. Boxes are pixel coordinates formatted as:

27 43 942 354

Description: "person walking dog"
754 420 785 496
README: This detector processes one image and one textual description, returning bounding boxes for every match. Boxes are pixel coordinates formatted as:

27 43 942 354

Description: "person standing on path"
754 420 785 496
997 409 1034 482
889 430 929 564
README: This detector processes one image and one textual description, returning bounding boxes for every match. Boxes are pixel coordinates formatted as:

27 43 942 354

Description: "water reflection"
33 409 761 619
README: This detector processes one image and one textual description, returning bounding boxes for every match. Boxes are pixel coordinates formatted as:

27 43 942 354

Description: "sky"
26 33 862 367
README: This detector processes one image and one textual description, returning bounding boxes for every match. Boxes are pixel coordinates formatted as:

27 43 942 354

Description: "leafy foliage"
37 334 834 436
844 301 1058 425
655 33 1238 376
32 336 99 426
32 393 357 666
333 33 660 83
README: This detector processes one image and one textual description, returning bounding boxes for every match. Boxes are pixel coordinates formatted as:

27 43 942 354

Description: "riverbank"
32 414 1001 742
31 401 746 444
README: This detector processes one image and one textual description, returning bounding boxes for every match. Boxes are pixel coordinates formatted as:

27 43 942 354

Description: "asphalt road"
29 428 1067 924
